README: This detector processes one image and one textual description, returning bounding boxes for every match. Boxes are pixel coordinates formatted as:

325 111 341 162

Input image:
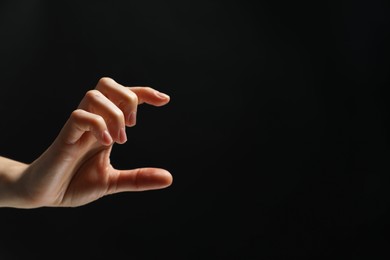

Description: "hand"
14 77 172 208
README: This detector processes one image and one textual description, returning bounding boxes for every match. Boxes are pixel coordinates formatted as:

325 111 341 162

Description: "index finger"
95 77 170 107
128 86 170 106
94 77 170 127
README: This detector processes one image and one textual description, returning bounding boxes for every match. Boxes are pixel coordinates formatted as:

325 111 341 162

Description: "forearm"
0 156 29 207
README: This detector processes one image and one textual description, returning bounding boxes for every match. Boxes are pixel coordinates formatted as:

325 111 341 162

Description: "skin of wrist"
0 157 30 208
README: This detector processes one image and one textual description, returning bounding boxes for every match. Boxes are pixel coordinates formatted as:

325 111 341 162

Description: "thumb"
107 167 173 194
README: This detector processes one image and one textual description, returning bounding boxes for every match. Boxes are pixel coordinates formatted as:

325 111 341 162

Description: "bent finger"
95 77 139 127
78 89 127 144
94 77 170 127
59 109 113 146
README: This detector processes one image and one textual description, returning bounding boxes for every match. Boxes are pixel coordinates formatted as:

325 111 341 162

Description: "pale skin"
0 77 172 208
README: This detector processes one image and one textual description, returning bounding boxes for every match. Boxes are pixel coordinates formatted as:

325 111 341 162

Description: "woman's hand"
3 77 172 208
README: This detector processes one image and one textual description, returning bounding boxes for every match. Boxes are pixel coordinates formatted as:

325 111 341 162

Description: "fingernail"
155 91 170 99
102 130 113 145
119 127 127 143
127 111 137 126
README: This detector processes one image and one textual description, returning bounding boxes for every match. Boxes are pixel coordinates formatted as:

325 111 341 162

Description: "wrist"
0 156 29 208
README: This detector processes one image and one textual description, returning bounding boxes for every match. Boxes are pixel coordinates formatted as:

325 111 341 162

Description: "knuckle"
70 109 85 120
92 114 105 126
84 89 101 100
98 77 114 87
127 91 138 104
111 108 125 123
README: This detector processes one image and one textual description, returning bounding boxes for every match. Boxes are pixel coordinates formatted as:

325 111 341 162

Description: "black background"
1 0 389 259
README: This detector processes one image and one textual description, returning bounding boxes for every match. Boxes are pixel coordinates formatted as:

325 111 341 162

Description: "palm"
61 140 114 207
